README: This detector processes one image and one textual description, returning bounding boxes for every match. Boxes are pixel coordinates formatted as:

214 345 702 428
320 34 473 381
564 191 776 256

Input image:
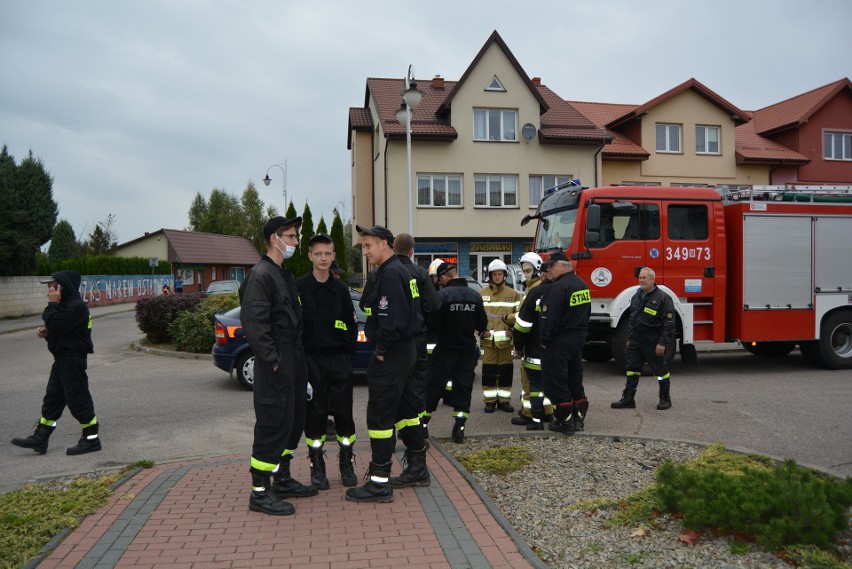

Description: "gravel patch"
449 434 847 569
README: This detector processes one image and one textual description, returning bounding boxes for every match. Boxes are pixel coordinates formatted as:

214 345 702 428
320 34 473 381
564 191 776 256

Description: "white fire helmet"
487 259 508 276
428 258 445 276
519 252 543 273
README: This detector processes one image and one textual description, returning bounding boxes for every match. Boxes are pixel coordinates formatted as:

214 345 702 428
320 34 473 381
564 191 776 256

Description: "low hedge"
169 294 239 353
135 293 206 343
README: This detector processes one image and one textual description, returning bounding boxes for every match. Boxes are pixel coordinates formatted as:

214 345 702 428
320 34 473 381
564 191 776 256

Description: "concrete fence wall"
0 275 175 319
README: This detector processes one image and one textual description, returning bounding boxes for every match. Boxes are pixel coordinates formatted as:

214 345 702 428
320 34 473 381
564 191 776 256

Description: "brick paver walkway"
36 442 542 569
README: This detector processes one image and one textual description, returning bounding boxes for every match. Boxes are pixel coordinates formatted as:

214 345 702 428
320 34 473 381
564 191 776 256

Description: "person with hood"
11 270 101 456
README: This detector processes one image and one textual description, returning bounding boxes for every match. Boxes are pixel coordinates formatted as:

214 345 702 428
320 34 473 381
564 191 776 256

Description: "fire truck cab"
528 182 852 370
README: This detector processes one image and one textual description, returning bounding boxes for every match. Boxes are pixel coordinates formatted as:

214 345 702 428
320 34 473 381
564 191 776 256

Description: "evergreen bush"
656 457 852 551
135 293 206 343
38 255 171 276
169 293 239 353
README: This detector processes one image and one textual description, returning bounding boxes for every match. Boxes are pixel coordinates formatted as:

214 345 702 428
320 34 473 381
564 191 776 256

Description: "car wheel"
235 351 255 390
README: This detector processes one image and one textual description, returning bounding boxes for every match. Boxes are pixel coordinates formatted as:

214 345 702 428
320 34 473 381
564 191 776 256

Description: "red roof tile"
607 78 750 129
734 121 809 164
536 85 610 144
570 100 648 159
366 77 458 141
162 230 261 265
751 78 852 136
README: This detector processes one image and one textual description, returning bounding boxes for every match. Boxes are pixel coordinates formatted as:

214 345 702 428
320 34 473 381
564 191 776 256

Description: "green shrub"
40 255 171 276
656 456 852 551
135 293 206 343
169 293 239 353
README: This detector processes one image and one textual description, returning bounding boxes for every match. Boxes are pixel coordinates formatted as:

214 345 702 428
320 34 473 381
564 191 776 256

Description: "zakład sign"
470 242 512 252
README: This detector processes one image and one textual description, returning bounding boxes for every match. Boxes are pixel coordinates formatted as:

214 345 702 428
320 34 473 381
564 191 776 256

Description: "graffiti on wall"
78 275 175 306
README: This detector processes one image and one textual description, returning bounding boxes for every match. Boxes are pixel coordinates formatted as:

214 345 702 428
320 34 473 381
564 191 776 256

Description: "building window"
529 175 572 207
474 109 517 141
474 175 517 207
696 125 720 154
229 267 246 281
417 174 462 207
824 131 852 161
655 123 681 153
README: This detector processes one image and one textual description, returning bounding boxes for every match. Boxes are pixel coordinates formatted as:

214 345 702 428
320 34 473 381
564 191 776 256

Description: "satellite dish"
522 123 537 141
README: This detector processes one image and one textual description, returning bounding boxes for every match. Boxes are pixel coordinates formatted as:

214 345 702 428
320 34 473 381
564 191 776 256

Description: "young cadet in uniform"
539 252 592 435
422 263 487 443
240 216 317 516
426 258 453 405
12 270 101 456
392 234 441 445
611 266 675 410
509 252 553 426
346 225 426 502
512 263 553 430
479 260 521 413
296 233 358 490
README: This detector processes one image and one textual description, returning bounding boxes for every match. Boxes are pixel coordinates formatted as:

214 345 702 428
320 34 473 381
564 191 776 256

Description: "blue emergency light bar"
543 178 581 197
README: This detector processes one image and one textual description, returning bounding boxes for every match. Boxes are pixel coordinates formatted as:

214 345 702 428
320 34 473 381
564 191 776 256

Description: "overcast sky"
2 0 850 245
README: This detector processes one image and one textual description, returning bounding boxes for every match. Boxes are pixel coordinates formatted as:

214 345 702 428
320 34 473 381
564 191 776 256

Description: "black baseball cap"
356 224 394 246
263 216 302 240
541 251 570 268
308 233 333 246
436 262 456 277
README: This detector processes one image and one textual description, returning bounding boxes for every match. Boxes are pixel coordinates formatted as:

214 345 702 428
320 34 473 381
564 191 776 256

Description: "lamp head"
262 174 272 187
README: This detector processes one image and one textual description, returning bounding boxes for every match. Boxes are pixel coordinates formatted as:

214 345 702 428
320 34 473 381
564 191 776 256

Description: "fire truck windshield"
535 209 577 252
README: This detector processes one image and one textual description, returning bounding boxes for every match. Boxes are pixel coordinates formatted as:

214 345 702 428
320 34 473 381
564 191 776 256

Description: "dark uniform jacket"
397 255 441 337
361 255 423 355
239 256 303 369
539 272 591 344
512 281 551 360
429 278 487 351
43 270 94 357
627 285 675 346
296 272 357 356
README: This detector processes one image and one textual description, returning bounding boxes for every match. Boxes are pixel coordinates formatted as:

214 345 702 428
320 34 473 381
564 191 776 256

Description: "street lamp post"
395 65 423 234
262 160 287 211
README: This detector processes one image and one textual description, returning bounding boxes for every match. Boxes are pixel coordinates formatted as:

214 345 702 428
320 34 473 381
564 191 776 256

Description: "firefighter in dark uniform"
296 233 359 490
611 266 675 410
240 216 317 516
422 263 487 443
512 264 552 430
539 252 592 435
11 270 102 456
346 225 426 502
392 234 441 445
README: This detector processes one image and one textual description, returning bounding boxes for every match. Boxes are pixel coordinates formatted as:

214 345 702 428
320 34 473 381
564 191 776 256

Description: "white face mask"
274 236 297 259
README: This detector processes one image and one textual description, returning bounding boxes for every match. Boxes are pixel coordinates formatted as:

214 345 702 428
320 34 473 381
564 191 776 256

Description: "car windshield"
535 209 577 252
208 282 238 293
351 298 368 323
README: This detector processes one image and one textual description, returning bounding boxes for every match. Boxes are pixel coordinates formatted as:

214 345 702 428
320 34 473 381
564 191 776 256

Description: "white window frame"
824 131 852 161
474 175 518 208
528 175 572 208
656 123 682 153
696 125 720 154
417 174 463 207
473 108 517 142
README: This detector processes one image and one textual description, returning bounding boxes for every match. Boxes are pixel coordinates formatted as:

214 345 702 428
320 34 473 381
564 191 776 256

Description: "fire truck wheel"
583 343 613 362
799 341 825 367
741 342 795 358
818 312 852 370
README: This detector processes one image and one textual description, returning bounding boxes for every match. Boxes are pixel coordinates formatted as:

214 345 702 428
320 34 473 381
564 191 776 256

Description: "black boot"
497 402 515 413
308 447 329 490
451 417 466 443
657 379 672 410
484 402 496 413
548 404 575 436
390 448 430 488
66 424 102 455
345 461 393 503
573 398 589 432
526 410 545 431
11 423 54 455
611 375 640 409
511 412 533 425
249 473 294 516
272 456 318 498
338 443 357 487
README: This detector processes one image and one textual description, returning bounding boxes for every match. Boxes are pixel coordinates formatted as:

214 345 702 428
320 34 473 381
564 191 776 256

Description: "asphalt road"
1 310 850 494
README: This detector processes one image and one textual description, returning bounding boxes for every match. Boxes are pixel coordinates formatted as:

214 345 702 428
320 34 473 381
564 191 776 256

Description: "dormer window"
485 75 505 91
474 108 517 141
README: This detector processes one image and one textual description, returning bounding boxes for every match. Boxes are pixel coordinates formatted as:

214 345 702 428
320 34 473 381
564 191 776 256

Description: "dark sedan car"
213 289 373 390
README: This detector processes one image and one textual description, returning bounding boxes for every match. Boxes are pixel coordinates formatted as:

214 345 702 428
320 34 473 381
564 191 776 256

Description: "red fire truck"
526 182 852 370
